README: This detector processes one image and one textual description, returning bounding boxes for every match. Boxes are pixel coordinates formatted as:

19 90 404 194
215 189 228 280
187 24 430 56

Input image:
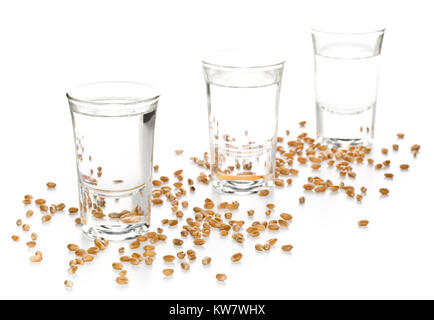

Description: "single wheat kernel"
247 210 255 217
115 276 129 285
194 238 205 246
392 144 399 151
83 254 94 262
35 199 46 205
25 210 34 218
177 251 186 259
49 205 57 214
263 243 271 251
202 256 212 265
152 180 162 186
383 160 391 166
64 280 73 288
163 268 174 276
16 219 22 226
281 245 293 252
118 247 125 254
173 238 184 246
12 235 19 241
22 224 30 231
136 235 147 242
181 262 190 270
375 163 383 169
400 164 409 170
379 188 389 195
40 205 48 212
231 252 243 262
174 169 183 176
356 194 363 202
381 148 388 155
129 241 140 249
216 273 227 282
74 217 82 224
299 197 305 204
29 255 43 262
280 213 293 221
145 257 153 265
299 121 306 127
68 207 79 214
255 244 264 251
384 173 394 179
163 255 176 263
303 184 314 191
152 198 164 205
258 189 269 197
68 266 78 274
87 247 99 254
119 270 127 276
397 133 405 139
46 182 56 188
75 249 87 257
26 241 36 248
23 199 32 205
268 238 278 246
358 220 369 227
361 186 367 193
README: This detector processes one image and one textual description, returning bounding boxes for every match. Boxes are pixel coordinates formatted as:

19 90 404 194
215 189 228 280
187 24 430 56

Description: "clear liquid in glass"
70 105 156 239
207 82 279 193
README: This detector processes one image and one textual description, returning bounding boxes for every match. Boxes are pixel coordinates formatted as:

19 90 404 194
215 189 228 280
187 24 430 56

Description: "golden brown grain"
379 188 389 195
281 245 293 252
163 268 174 276
202 256 212 265
258 189 269 197
400 164 409 170
29 255 43 263
358 220 369 227
12 235 19 241
115 276 129 285
231 252 242 262
163 255 176 263
64 280 73 288
68 207 79 214
46 182 56 188
216 273 227 282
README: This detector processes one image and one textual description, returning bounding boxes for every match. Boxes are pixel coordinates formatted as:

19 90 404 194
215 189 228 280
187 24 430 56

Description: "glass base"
211 178 270 195
82 222 149 241
317 136 373 148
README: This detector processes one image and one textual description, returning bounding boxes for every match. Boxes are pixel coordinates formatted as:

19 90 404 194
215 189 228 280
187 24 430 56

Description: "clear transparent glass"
202 51 285 194
67 81 160 240
312 29 385 147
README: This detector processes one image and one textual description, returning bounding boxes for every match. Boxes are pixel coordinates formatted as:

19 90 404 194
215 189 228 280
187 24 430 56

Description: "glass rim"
311 27 385 36
66 81 160 106
201 50 286 70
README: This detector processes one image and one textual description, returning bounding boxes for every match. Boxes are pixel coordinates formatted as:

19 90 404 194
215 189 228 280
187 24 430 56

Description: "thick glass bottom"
82 222 149 241
317 136 373 148
211 178 271 195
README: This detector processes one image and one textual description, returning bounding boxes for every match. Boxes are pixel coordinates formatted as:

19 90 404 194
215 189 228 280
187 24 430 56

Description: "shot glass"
312 28 385 146
67 81 160 240
202 51 285 194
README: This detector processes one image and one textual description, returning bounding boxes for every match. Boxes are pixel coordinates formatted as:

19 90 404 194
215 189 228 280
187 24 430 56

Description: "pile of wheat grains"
12 123 420 288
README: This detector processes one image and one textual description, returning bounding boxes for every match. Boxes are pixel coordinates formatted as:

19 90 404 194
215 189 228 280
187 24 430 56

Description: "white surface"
0 0 433 300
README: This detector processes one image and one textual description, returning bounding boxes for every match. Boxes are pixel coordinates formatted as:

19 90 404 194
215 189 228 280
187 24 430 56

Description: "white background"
0 0 433 300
